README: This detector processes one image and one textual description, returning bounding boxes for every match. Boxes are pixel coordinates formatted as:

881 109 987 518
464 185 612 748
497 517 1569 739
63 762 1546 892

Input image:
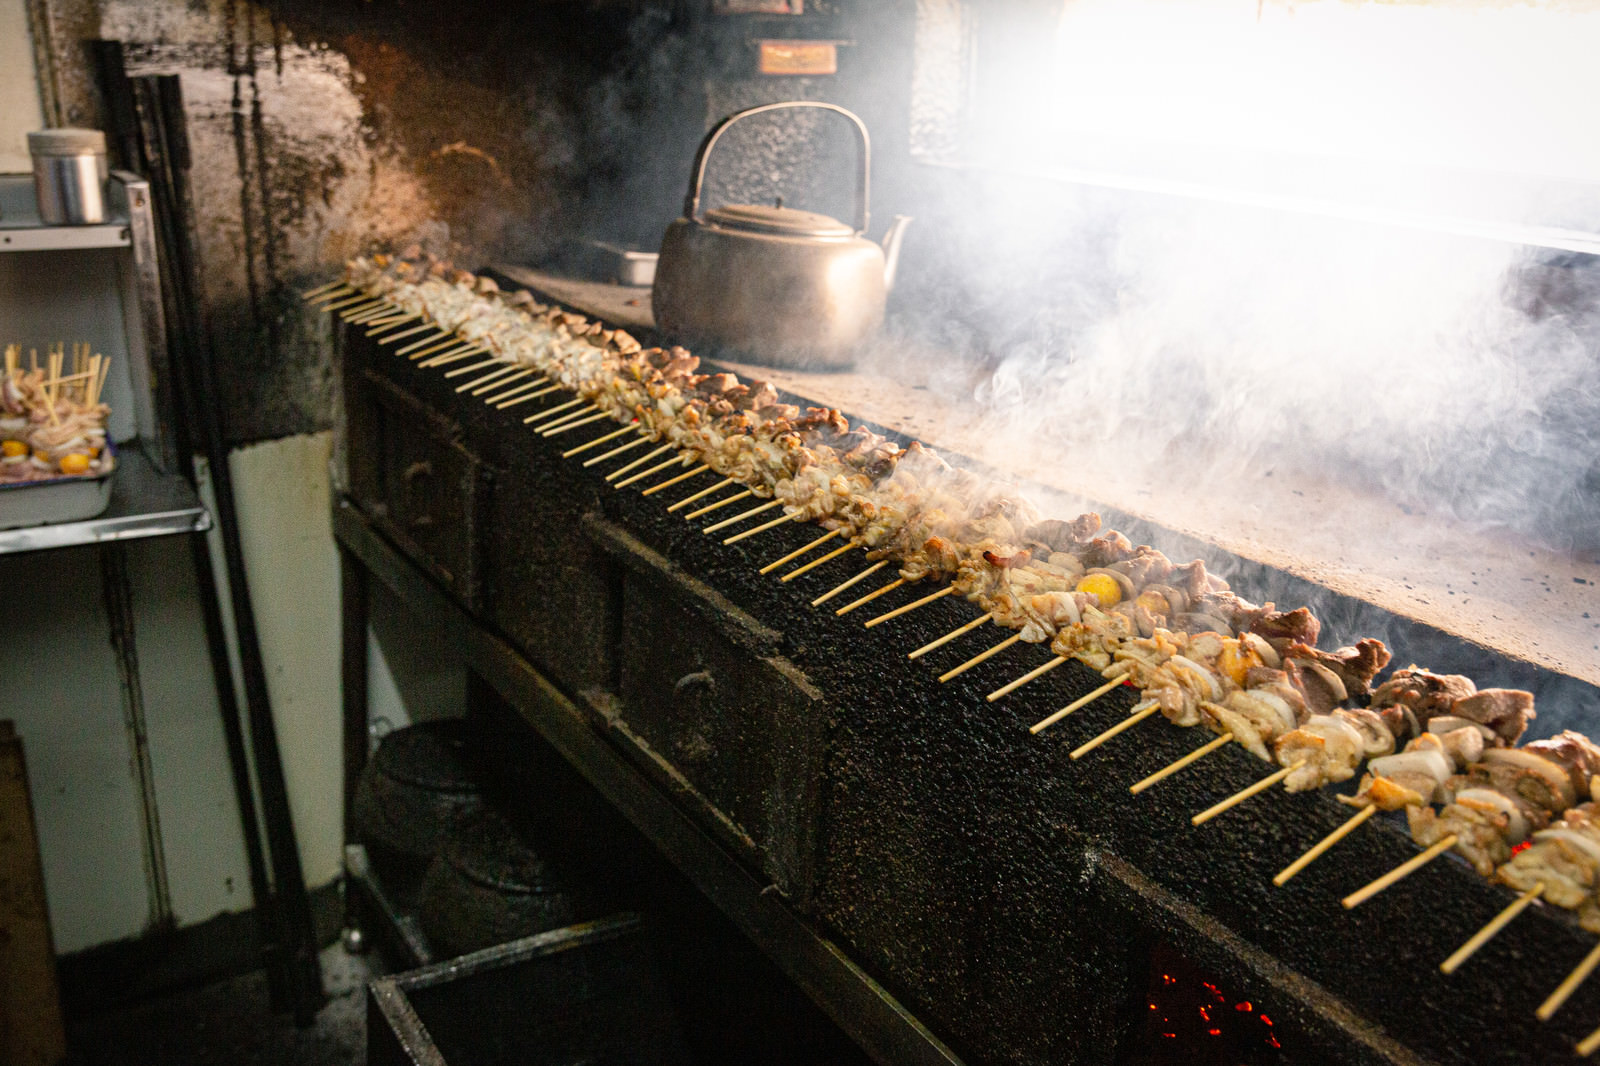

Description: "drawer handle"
402 460 433 483
673 670 715 698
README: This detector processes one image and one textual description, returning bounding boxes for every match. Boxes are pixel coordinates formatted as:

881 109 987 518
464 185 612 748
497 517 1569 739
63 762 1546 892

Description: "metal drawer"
368 373 488 609
587 516 826 905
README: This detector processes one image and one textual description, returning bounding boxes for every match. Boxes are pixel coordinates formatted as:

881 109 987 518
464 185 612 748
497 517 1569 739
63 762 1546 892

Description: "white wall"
0 0 44 173
0 0 458 961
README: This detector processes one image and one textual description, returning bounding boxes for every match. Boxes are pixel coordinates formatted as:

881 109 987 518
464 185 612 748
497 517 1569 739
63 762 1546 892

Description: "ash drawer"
367 372 489 609
586 516 826 906
481 459 614 695
341 330 384 513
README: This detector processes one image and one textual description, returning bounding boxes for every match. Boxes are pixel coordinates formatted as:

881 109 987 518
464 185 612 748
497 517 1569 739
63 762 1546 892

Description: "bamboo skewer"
456 366 521 393
780 539 861 583
1539 940 1600 1021
703 498 783 535
541 410 609 437
523 398 585 425
302 280 346 299
476 371 541 398
1274 806 1377 886
811 561 888 607
641 465 709 496
836 577 906 617
760 528 844 575
986 655 1067 703
423 350 488 372
323 297 376 317
312 288 366 308
502 385 566 410
351 301 401 321
347 302 396 323
321 293 375 313
308 285 355 304
1192 760 1307 826
908 612 993 660
582 435 654 468
366 314 420 336
604 443 674 480
865 584 954 629
471 369 535 396
417 345 478 368
667 477 734 512
89 354 106 407
444 356 503 378
723 513 800 546
684 490 753 520
312 287 360 306
938 634 1022 683
1031 676 1125 735
1130 733 1234 794
1439 883 1544 975
400 334 454 357
538 401 600 427
613 455 683 489
344 296 391 315
1341 835 1460 909
486 379 548 405
1577 1024 1600 1058
563 424 640 458
378 323 436 346
1069 702 1161 759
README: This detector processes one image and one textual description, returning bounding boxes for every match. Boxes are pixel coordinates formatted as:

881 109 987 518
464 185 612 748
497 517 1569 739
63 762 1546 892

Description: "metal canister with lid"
28 128 108 225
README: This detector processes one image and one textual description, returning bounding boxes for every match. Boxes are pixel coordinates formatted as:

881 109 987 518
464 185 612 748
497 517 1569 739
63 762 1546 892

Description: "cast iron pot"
418 805 576 959
351 718 484 881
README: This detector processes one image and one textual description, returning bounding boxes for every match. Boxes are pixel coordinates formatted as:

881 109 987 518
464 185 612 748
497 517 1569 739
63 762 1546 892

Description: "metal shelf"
334 500 964 1066
0 176 131 252
0 448 209 555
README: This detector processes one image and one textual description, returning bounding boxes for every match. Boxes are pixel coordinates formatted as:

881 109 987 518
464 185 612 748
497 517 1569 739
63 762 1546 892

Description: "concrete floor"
66 942 374 1066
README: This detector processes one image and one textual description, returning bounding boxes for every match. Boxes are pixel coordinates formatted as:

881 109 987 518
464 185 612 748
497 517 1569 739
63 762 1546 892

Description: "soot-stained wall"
26 0 939 447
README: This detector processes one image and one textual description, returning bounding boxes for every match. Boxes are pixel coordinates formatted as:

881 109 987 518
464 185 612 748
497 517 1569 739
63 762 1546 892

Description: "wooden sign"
758 40 839 76
714 0 802 14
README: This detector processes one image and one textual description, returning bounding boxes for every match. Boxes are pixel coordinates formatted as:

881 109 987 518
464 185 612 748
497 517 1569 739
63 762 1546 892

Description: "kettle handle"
683 101 871 235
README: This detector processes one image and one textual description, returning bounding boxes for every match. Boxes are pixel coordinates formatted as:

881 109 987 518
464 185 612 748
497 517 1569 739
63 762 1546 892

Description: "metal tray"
0 449 116 530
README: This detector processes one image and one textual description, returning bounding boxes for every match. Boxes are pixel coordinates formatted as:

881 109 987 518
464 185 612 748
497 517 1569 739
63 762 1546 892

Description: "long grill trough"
324 253 1600 1066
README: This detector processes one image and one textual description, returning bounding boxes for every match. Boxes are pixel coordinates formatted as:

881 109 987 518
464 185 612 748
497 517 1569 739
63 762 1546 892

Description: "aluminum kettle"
652 101 911 369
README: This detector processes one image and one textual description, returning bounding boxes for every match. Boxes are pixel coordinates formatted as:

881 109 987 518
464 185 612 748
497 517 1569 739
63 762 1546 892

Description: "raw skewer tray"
0 445 116 530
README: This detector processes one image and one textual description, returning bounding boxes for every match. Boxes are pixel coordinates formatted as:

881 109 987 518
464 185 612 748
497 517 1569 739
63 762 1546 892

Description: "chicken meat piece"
1249 607 1321 651
1414 793 1523 877
1284 639 1391 699
1026 513 1101 551
1344 733 1458 810
1369 667 1478 740
1275 714 1367 791
1451 689 1536 746
1500 803 1600 921
1525 732 1600 802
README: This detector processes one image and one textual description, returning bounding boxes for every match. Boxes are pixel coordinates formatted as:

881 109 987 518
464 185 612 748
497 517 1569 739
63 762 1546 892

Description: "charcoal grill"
336 298 1600 1066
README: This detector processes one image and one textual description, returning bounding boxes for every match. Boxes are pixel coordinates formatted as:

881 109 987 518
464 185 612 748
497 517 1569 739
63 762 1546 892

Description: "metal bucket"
28 129 108 225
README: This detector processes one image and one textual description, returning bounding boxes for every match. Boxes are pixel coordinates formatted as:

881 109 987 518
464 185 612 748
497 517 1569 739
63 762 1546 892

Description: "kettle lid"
703 203 856 238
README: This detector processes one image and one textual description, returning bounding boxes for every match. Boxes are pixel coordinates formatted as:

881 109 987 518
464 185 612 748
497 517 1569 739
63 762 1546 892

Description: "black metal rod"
133 69 324 1023
93 39 285 1001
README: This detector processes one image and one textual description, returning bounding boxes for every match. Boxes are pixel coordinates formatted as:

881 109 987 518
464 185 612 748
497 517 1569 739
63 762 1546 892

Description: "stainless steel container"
28 128 108 225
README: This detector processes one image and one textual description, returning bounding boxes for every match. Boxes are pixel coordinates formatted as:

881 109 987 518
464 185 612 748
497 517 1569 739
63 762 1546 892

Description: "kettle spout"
879 214 913 291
